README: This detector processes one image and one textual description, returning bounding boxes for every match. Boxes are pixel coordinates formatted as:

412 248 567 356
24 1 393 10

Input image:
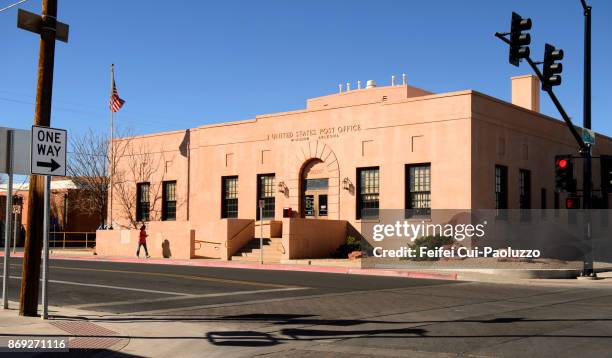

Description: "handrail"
49 232 96 248
194 239 222 250
49 231 95 235
276 241 286 254
195 239 222 245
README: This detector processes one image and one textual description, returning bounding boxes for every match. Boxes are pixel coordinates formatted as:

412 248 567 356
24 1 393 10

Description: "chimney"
511 75 540 112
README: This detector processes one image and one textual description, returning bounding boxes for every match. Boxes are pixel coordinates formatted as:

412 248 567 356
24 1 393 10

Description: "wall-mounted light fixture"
278 181 288 194
342 177 352 191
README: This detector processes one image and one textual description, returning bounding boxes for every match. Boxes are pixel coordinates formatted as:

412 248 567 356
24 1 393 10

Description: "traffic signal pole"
581 0 594 277
20 0 58 317
496 4 597 278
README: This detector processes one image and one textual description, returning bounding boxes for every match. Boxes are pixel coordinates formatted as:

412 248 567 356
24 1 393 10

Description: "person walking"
137 224 150 258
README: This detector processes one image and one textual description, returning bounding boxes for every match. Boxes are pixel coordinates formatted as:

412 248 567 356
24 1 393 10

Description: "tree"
67 128 131 227
113 141 166 229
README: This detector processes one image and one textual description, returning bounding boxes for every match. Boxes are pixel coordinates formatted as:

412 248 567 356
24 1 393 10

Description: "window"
495 165 508 209
221 176 238 218
305 178 329 190
162 181 177 221
406 164 431 218
356 167 379 219
519 169 531 209
136 182 150 222
540 188 547 209
257 174 275 220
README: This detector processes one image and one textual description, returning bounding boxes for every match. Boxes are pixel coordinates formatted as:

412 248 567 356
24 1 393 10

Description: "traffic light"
602 155 612 192
555 155 576 192
542 44 564 90
566 196 580 209
509 12 532 67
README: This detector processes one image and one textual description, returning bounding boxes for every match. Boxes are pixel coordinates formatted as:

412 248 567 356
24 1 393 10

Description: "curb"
0 252 457 281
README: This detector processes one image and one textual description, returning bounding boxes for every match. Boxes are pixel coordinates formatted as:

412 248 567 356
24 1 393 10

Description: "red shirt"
139 230 147 244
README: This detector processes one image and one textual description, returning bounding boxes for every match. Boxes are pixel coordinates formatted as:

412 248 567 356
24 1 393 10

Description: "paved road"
2 257 455 314
2 257 612 357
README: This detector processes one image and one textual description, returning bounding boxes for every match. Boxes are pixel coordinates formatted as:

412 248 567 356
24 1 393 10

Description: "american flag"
110 79 125 112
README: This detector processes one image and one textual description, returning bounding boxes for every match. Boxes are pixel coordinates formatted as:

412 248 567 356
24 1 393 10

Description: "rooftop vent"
366 80 376 89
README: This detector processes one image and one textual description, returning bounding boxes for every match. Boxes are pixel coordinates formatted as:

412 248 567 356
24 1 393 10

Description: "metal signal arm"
494 32 586 149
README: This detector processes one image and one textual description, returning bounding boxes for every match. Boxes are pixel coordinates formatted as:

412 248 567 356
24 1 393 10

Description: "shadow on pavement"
2 313 603 348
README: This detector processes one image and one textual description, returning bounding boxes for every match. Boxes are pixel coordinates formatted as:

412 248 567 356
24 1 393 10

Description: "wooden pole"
20 0 58 317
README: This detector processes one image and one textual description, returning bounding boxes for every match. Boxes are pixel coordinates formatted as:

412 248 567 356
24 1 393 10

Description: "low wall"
226 219 255 259
254 220 283 239
96 221 194 259
282 218 348 259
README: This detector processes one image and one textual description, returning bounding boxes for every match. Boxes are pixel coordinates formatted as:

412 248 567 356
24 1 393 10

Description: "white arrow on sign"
30 125 67 176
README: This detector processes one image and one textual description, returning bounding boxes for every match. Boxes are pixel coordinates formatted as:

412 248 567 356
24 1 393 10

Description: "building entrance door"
300 159 330 219
303 191 328 218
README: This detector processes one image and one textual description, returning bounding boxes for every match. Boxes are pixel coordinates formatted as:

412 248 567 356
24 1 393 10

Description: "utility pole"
580 0 594 278
18 0 64 317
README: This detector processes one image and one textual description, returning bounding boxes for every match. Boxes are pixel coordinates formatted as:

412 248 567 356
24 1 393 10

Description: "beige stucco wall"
282 218 348 259
96 221 194 259
471 92 612 209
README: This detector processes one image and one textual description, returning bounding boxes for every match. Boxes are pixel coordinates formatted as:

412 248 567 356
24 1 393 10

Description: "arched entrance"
299 159 329 218
288 140 340 219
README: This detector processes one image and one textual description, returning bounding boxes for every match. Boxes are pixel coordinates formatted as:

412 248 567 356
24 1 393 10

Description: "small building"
1 177 102 247
97 75 612 261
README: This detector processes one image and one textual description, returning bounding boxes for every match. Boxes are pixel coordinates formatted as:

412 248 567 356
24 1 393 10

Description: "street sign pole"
2 130 13 310
41 175 50 320
259 200 264 264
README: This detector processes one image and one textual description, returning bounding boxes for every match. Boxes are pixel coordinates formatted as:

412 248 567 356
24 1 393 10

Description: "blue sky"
1 0 611 138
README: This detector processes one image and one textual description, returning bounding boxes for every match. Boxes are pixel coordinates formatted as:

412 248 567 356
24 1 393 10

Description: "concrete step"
231 255 281 262
230 238 284 262
240 250 282 259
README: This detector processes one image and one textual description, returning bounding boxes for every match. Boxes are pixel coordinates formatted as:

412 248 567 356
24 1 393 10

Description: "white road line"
118 287 316 316
68 287 308 310
122 285 434 316
9 276 194 296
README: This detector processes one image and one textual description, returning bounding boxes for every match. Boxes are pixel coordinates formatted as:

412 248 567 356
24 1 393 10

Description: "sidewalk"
2 249 612 285
0 301 216 356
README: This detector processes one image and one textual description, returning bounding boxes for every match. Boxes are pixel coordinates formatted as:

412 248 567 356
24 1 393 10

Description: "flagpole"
109 64 114 229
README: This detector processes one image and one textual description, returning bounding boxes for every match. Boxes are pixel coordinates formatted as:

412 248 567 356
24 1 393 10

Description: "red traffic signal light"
555 155 575 193
557 158 568 169
566 196 580 209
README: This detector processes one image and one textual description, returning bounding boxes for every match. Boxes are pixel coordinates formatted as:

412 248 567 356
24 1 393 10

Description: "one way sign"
31 125 67 176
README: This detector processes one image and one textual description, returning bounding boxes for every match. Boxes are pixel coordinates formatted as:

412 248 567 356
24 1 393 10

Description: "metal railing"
49 232 96 249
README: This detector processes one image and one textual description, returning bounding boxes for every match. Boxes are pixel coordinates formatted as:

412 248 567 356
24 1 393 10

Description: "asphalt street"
2 257 612 357
1 257 454 314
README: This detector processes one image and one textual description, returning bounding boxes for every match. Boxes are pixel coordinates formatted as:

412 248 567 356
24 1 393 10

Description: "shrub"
332 235 361 258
